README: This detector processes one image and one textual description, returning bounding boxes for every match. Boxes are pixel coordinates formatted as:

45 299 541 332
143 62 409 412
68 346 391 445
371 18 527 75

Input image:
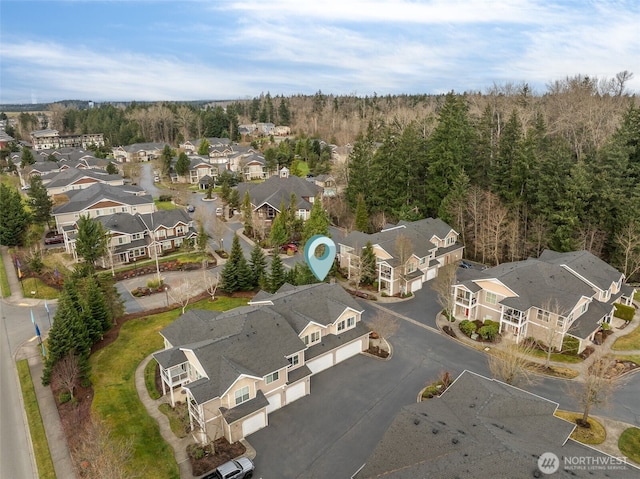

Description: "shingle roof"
356 370 638 478
52 183 152 214
44 167 122 189
139 209 193 230
539 250 624 291
569 300 614 339
236 175 321 211
96 212 145 235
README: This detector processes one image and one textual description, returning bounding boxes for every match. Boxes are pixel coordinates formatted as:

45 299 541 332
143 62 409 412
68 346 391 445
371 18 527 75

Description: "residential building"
452 250 637 352
30 129 104 151
355 370 639 478
307 174 337 196
338 218 463 296
64 209 196 264
52 183 154 232
40 167 124 196
112 142 167 163
170 155 217 184
153 282 370 444
236 168 322 223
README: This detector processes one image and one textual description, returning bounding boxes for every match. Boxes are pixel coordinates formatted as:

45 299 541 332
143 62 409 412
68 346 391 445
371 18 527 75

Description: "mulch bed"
366 345 389 358
189 438 246 477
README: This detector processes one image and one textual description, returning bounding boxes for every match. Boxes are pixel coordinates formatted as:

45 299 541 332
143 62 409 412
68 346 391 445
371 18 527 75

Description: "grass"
619 427 640 464
528 348 583 364
614 354 640 365
555 410 607 444
90 296 248 478
145 359 161 400
0 249 10 297
154 199 179 211
612 322 640 351
102 251 209 276
537 364 579 379
20 277 60 300
16 360 56 479
158 402 190 438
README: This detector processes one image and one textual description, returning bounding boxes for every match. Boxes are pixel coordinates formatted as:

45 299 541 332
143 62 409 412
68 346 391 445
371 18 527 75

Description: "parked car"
44 235 64 245
204 457 254 479
187 205 195 213
216 207 223 216
458 261 472 269
154 176 160 182
280 243 299 253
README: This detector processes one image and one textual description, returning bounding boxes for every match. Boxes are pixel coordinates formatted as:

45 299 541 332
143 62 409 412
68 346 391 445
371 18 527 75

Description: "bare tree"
394 234 413 293
52 354 80 400
570 353 616 427
204 271 219 302
614 220 640 280
432 263 457 319
73 418 135 479
487 341 539 387
168 277 194 314
367 310 399 340
210 217 227 251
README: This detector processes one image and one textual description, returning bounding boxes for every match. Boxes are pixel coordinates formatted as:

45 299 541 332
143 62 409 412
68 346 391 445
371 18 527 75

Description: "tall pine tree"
268 252 286 293
249 242 267 288
0 184 30 246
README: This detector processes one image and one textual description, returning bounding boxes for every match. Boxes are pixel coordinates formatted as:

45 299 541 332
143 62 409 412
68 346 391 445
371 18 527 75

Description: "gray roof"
44 167 122 189
26 162 61 174
570 300 614 340
539 250 624 291
52 183 151 214
487 258 594 313
139 209 193 230
96 212 145 235
236 175 321 212
356 370 639 478
118 142 167 153
396 217 456 241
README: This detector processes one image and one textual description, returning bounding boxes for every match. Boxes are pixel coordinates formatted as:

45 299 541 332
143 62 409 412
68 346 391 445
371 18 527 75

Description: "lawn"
0 251 10 297
90 297 249 478
16 360 56 479
619 427 640 464
20 277 60 300
528 348 583 364
614 354 640 365
154 199 179 211
612 322 640 351
554 410 606 444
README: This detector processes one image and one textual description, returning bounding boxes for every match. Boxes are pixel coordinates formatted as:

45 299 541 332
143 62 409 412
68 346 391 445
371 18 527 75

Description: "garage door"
410 279 422 293
266 393 281 414
242 412 266 438
426 268 437 281
335 341 362 363
285 382 306 404
307 354 333 374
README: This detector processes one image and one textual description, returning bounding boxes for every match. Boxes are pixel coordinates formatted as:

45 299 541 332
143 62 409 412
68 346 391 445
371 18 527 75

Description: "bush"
459 320 476 337
58 391 71 403
601 322 610 330
159 194 173 202
478 321 499 341
147 278 163 289
614 303 635 322
562 335 580 355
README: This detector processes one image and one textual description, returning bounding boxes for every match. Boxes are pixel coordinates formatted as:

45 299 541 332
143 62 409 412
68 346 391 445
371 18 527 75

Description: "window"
407 262 416 273
337 320 346 331
288 355 299 367
347 316 356 327
265 371 279 384
446 236 455 245
581 302 588 314
556 317 564 328
485 292 497 305
303 335 309 345
537 309 550 322
419 258 426 265
234 386 250 405
310 331 320 343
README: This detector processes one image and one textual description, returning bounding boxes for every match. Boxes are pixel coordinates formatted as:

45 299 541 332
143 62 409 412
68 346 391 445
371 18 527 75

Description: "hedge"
614 303 635 322
459 319 476 337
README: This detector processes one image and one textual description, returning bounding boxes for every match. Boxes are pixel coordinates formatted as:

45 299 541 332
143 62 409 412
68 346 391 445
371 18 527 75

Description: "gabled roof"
236 175 321 211
44 167 122 189
396 217 455 241
485 258 593 313
116 142 167 153
95 212 146 235
52 183 151 214
139 209 193 230
26 161 61 174
570 300 614 339
356 370 637 479
539 250 624 291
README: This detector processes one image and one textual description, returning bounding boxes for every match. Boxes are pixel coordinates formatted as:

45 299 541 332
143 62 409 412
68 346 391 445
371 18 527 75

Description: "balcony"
455 295 476 307
502 308 525 325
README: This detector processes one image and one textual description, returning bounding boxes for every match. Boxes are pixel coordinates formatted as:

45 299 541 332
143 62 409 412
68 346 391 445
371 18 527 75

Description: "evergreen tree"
354 193 369 232
175 152 190 177
278 98 291 126
27 175 53 228
75 215 108 270
20 147 35 167
269 203 288 248
196 221 208 253
160 144 173 177
268 252 286 292
345 126 375 208
0 184 30 246
302 196 330 244
361 241 377 285
228 188 240 217
106 162 118 175
220 179 231 205
82 276 111 340
197 138 210 155
220 234 252 292
242 191 254 237
249 242 267 288
286 262 318 286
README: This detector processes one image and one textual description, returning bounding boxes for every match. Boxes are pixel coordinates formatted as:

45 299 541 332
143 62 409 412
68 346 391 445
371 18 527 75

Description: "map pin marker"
304 235 336 281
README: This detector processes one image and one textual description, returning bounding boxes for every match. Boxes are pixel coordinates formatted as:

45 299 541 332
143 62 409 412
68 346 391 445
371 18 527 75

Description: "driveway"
375 283 442 330
248 307 492 479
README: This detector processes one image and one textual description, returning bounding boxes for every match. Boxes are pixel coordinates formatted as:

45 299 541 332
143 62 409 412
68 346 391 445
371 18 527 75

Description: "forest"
2 73 639 280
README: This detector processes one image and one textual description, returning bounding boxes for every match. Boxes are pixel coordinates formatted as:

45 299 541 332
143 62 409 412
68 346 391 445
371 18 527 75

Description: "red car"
280 243 298 253
44 235 64 245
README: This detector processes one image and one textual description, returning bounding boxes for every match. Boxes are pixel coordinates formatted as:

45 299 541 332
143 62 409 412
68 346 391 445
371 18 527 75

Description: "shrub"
614 303 635 322
459 320 476 337
601 322 610 330
579 345 595 359
147 278 163 289
58 391 71 403
478 322 499 341
158 194 173 202
562 335 580 355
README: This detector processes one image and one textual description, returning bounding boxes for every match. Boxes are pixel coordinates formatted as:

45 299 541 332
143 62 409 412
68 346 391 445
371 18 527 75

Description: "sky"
1 0 639 104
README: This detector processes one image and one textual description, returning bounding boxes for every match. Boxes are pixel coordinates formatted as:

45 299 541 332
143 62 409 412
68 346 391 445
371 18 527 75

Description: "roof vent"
432 428 438 434
414 419 420 425
452 438 459 445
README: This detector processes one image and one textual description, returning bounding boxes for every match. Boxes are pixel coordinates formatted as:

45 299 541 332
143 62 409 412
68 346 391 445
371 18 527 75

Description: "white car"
216 207 223 216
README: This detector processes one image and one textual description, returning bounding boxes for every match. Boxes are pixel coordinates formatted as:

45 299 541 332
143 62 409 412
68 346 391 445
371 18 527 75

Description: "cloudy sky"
1 0 639 104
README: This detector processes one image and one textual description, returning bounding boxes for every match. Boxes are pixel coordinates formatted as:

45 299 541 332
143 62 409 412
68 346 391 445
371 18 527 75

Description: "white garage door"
286 382 306 404
335 341 362 363
426 268 437 281
242 412 266 438
410 279 422 293
266 393 281 414
307 354 333 374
